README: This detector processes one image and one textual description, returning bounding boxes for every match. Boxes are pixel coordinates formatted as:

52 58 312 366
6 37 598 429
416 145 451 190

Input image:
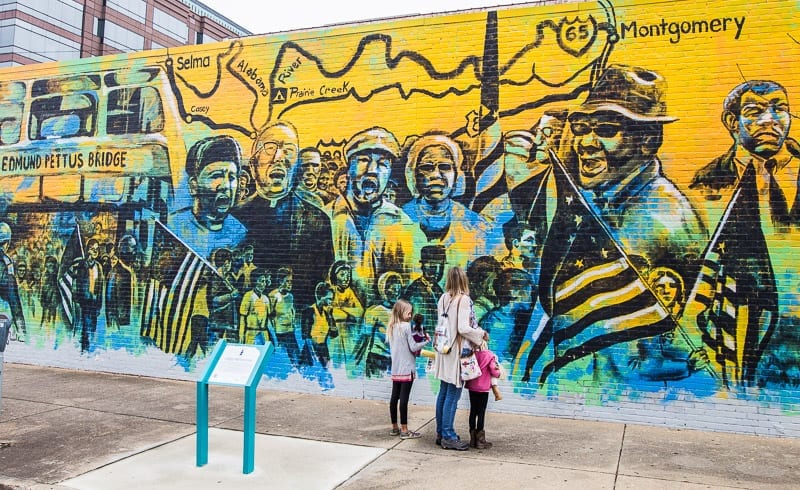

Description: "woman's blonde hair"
445 266 470 297
386 299 413 344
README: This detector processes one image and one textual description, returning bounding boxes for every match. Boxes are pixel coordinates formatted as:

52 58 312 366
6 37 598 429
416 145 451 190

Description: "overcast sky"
197 0 533 35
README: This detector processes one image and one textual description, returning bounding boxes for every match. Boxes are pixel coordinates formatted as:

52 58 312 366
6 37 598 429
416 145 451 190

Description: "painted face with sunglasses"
569 111 643 190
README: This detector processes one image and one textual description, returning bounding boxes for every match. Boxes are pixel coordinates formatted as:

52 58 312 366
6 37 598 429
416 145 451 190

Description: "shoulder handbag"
459 336 482 381
433 295 461 354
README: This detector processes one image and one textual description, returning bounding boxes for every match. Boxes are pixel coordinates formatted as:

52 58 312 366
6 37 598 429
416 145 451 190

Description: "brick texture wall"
4 0 800 437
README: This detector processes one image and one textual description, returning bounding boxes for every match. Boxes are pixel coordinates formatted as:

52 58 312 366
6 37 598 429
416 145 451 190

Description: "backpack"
433 296 461 354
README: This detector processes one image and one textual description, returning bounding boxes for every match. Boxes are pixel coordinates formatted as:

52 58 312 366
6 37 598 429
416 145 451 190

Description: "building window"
104 20 145 52
153 8 188 42
107 0 147 23
14 0 83 35
2 19 80 62
96 18 106 38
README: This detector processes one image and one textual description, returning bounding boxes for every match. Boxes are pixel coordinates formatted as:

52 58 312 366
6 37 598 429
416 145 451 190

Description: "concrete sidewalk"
1 363 799 489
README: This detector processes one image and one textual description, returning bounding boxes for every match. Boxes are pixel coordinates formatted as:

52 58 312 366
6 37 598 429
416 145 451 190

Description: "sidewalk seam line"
614 423 626 489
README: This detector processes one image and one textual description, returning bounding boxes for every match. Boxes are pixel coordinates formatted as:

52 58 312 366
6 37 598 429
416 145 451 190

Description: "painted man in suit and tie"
691 81 800 388
690 80 800 231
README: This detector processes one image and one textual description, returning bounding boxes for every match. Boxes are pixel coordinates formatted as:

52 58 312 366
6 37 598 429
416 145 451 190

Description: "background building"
0 0 250 67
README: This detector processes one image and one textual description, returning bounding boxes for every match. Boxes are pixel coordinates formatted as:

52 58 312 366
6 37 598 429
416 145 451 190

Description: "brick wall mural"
4 0 800 435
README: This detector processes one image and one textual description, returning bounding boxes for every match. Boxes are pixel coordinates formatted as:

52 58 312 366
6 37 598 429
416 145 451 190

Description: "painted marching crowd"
2 62 798 393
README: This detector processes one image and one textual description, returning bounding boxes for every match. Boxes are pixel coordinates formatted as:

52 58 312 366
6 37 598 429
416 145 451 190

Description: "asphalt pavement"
1 363 800 489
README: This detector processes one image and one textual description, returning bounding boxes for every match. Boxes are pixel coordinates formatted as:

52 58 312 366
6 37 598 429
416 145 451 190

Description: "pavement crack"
614 424 626 488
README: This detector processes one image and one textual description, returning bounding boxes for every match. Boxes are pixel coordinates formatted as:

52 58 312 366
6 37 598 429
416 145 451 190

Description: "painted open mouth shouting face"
352 174 383 206
264 164 289 195
193 160 239 226
569 112 636 190
252 123 299 199
348 150 392 207
213 192 233 215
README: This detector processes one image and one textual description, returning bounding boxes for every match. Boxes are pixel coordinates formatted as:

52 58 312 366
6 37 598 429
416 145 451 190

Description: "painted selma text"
621 16 746 44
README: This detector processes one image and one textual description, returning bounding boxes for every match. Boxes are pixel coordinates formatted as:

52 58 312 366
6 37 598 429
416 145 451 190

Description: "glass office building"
0 0 251 67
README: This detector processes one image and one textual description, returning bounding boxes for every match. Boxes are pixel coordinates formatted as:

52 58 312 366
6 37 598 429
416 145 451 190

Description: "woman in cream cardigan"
433 266 488 451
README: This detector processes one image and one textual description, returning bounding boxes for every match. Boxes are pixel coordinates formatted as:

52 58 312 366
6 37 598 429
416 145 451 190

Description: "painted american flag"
681 163 777 388
531 154 674 382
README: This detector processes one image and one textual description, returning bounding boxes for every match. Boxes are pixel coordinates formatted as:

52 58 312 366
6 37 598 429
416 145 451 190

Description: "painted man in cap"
169 135 246 260
567 64 706 282
232 121 333 311
330 127 421 304
527 65 708 385
402 245 446 330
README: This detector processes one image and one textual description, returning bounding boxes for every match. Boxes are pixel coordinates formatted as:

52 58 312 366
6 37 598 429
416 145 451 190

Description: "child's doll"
411 313 425 356
489 351 503 401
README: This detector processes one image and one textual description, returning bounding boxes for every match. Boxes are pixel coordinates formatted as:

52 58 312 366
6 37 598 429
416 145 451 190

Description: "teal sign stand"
196 339 273 474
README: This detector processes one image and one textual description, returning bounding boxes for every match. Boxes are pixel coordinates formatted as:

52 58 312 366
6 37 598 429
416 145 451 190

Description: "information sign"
196 339 273 474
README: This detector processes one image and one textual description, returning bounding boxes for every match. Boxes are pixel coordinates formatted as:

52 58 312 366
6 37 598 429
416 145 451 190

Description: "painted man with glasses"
566 64 706 283
689 81 800 388
526 65 708 384
233 121 333 310
691 80 800 231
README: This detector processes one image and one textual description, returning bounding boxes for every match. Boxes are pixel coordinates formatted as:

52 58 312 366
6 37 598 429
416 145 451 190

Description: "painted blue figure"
502 111 567 248
690 80 798 228
402 245 446 335
566 65 707 282
331 127 421 305
631 267 709 383
206 248 240 344
269 266 299 366
301 281 337 368
39 255 60 330
466 256 501 325
104 234 137 329
402 132 501 270
238 268 271 346
530 64 708 384
71 238 103 353
169 135 246 259
0 222 25 342
327 261 363 370
354 271 404 377
480 267 532 362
